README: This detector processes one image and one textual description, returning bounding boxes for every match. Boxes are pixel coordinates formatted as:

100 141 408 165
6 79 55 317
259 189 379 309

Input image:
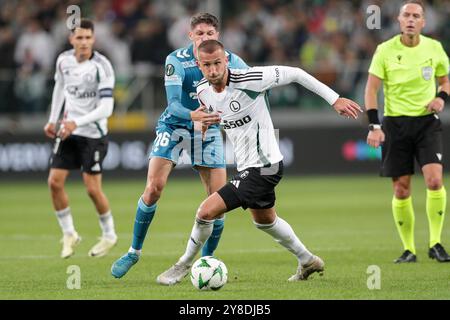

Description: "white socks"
177 215 312 267
98 210 117 241
179 217 214 266
56 208 117 241
254 216 313 265
55 207 76 236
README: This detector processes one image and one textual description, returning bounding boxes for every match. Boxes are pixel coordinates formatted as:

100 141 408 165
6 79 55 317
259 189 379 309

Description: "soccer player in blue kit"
111 13 248 279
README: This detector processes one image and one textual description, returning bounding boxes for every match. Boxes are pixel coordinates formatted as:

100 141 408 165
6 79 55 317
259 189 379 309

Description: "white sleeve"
48 57 65 123
48 80 65 123
97 57 115 91
74 97 114 127
258 66 340 105
74 57 115 127
196 81 209 105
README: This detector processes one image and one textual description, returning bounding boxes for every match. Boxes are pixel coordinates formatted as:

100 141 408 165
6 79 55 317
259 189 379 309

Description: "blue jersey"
160 44 248 129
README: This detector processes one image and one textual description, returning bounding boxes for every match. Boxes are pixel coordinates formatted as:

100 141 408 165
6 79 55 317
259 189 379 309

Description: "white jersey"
197 66 339 171
50 49 115 138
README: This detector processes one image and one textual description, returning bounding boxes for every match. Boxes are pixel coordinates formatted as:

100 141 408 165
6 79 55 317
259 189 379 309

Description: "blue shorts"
149 123 225 168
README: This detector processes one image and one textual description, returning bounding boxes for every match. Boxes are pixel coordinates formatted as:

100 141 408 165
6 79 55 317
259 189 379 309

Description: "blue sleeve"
164 55 185 86
229 53 249 69
166 85 192 120
164 55 191 120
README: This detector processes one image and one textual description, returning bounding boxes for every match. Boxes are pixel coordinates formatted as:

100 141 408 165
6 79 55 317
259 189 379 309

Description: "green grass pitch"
1 175 450 299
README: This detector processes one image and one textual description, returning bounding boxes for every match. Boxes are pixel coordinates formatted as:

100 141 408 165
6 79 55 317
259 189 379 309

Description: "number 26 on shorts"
152 131 171 152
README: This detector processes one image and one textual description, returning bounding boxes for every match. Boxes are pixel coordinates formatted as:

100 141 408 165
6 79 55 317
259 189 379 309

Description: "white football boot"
288 255 324 281
156 262 191 286
88 237 117 257
61 232 82 259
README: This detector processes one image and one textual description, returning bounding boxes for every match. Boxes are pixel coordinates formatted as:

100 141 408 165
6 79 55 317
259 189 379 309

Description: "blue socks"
130 197 223 255
201 217 225 256
131 197 156 250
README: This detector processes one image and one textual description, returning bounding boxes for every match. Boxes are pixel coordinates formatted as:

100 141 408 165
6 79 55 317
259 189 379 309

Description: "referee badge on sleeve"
422 66 433 81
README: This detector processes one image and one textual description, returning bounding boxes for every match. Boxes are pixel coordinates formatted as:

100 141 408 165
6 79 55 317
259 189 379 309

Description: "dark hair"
198 39 224 54
401 0 426 13
190 13 219 30
71 18 94 33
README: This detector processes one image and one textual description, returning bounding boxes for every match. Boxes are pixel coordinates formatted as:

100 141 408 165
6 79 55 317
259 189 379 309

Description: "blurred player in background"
44 19 117 258
111 13 248 278
157 39 362 285
365 0 450 263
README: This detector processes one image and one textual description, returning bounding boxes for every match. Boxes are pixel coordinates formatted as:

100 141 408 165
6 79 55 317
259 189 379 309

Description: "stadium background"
1 0 449 179
1 0 450 300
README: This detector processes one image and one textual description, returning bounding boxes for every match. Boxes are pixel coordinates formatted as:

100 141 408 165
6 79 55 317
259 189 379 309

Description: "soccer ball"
190 256 228 291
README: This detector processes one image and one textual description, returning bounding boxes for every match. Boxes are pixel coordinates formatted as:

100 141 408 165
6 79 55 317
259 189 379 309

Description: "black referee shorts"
217 161 283 211
50 135 108 174
381 114 443 177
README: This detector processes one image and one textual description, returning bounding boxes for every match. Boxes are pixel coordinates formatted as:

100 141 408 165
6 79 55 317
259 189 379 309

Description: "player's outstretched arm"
261 66 362 118
332 98 363 119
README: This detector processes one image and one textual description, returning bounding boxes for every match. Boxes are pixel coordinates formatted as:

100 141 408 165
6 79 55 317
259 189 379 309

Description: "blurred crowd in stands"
0 0 449 114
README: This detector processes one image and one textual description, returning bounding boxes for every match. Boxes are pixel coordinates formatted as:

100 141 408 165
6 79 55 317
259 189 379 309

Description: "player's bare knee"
426 177 442 190
393 179 411 199
394 186 410 199
143 179 165 203
48 176 63 192
196 206 208 220
196 204 214 221
86 186 101 199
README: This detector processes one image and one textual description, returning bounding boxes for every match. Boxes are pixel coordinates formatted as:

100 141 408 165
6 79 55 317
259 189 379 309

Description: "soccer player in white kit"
157 40 362 285
43 19 117 258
